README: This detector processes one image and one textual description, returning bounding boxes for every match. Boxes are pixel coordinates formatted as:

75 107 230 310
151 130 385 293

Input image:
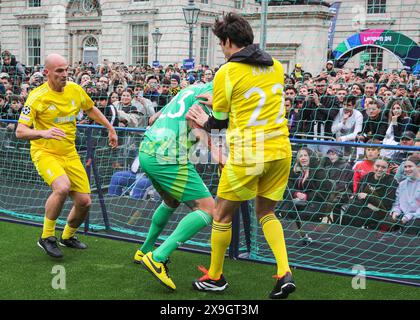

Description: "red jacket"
353 160 374 193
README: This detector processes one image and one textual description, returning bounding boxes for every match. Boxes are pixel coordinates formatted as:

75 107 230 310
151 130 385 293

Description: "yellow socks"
62 224 78 240
41 217 57 239
208 221 232 280
260 213 291 277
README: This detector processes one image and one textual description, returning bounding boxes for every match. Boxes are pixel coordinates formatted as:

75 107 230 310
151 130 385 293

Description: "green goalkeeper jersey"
140 82 213 163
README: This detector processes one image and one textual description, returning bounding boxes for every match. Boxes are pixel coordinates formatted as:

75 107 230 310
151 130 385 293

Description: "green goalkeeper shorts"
138 151 212 202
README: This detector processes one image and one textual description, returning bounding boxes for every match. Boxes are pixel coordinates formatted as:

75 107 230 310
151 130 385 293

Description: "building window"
83 36 99 65
200 25 210 66
131 24 149 66
27 26 41 66
367 0 386 14
200 0 209 4
28 0 41 7
234 0 244 9
367 47 383 70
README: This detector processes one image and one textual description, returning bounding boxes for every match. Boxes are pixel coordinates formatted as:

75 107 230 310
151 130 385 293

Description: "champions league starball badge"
22 106 31 115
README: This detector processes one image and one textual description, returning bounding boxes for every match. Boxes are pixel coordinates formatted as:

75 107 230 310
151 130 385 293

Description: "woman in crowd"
384 99 412 143
279 147 332 223
108 91 120 107
389 155 420 236
116 90 146 128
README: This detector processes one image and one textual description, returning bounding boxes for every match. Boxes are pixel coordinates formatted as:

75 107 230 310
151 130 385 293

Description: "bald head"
45 54 68 92
45 54 67 71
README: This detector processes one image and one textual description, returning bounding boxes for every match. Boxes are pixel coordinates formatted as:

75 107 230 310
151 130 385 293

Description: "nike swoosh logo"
146 255 162 274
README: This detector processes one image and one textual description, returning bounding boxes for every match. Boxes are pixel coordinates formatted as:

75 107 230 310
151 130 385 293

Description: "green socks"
153 210 212 262
140 202 176 253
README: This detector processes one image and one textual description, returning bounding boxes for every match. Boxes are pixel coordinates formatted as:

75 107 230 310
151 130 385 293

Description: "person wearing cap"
0 72 10 94
0 76 6 95
0 72 10 81
187 74 196 85
29 72 44 88
157 78 173 111
325 60 337 77
290 63 304 82
288 95 305 138
169 74 181 97
322 147 354 222
390 130 416 167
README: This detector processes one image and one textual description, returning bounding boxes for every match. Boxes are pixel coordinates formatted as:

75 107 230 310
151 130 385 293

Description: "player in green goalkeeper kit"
133 82 220 291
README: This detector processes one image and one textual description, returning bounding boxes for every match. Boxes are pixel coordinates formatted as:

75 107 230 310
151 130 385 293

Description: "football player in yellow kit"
189 13 295 299
16 54 118 258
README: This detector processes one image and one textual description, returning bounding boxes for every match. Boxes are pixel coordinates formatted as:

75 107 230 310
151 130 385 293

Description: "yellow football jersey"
212 58 291 165
18 82 94 156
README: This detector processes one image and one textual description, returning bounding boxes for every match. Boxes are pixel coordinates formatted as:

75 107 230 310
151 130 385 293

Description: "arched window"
84 36 98 49
82 36 98 65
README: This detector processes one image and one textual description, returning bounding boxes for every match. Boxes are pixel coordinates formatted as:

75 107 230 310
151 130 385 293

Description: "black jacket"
389 117 412 142
356 172 398 211
361 112 388 141
228 44 273 66
0 56 25 81
321 157 354 195
288 167 332 202
299 94 341 137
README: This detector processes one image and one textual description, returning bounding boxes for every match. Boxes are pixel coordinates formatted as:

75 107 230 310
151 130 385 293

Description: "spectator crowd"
0 50 419 236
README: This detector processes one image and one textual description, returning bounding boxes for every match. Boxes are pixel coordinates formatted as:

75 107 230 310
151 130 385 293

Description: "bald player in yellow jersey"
16 54 118 258
189 13 295 299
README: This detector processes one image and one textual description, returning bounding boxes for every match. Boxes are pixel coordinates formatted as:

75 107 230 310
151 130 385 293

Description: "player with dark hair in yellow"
16 53 118 258
188 12 295 299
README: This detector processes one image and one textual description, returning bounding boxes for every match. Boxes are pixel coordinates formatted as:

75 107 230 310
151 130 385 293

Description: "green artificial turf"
0 221 419 300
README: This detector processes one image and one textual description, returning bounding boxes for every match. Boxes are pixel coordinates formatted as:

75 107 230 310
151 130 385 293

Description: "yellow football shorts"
217 156 292 202
31 150 91 194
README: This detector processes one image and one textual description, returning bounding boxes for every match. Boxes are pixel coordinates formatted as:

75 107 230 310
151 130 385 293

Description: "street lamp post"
182 0 200 61
151 27 163 63
260 0 269 50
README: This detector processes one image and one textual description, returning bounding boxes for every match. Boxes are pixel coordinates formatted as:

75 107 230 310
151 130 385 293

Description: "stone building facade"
0 1 417 75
